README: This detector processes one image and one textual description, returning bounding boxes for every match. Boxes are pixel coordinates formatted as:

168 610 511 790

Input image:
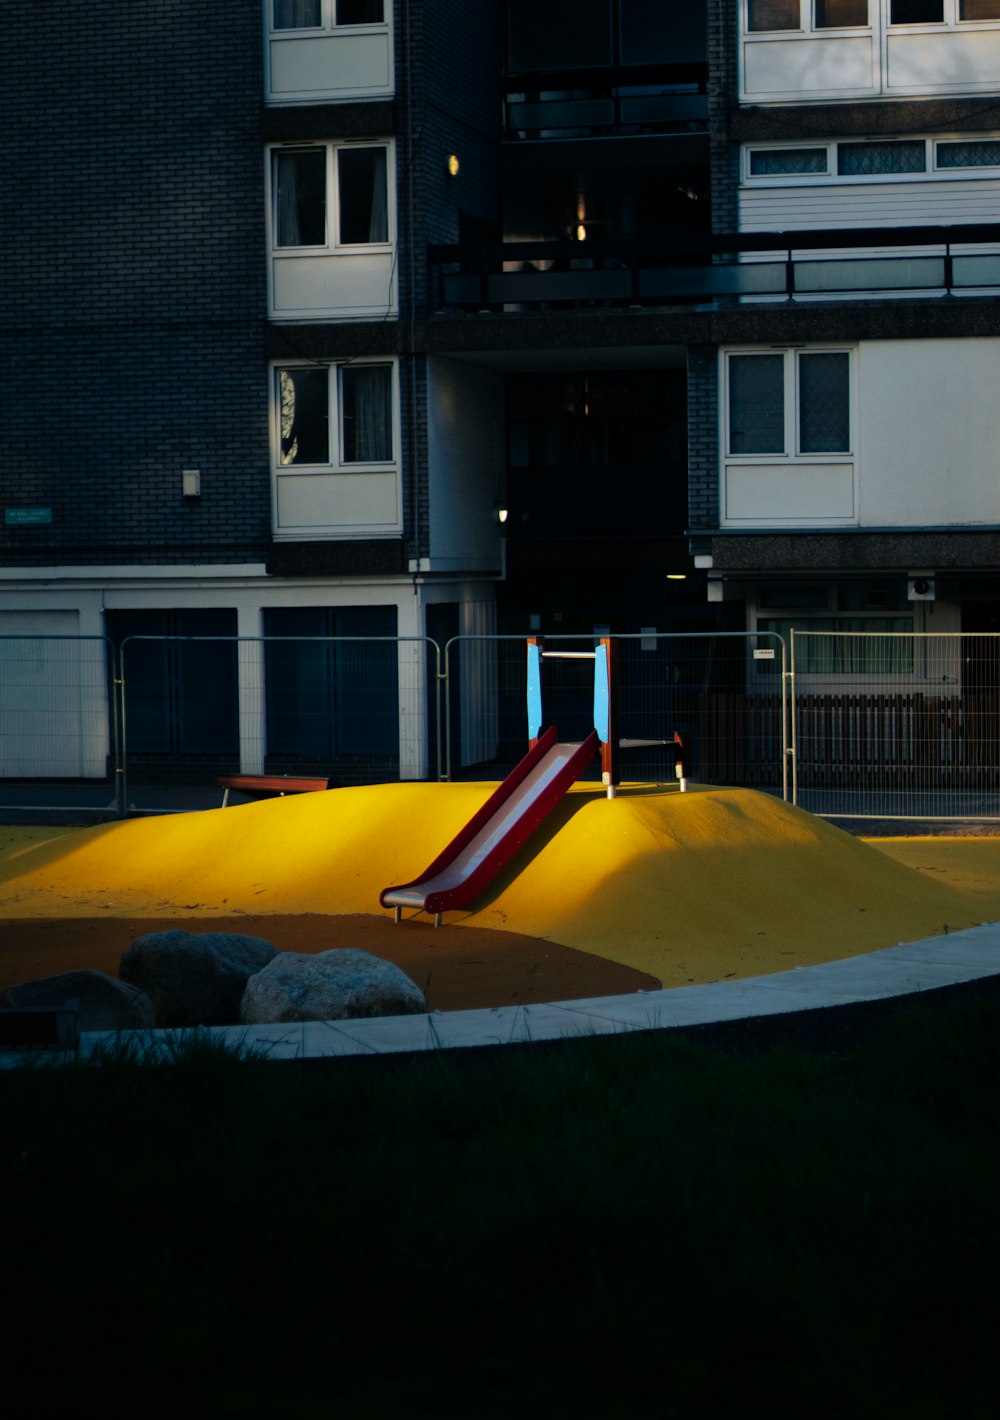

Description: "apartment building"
701 0 1000 683
3 2 999 789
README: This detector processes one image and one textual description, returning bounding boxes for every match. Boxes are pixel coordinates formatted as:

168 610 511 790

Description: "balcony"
428 222 1000 313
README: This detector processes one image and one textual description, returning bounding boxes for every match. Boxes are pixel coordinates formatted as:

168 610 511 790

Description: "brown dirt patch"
0 913 659 1014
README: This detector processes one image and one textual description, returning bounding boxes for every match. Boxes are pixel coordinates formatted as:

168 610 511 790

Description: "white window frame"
267 140 395 254
724 348 856 461
743 0 1000 31
744 133 1000 183
267 0 389 35
271 359 400 475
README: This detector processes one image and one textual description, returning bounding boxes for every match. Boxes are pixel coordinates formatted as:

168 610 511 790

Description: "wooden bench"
217 774 331 807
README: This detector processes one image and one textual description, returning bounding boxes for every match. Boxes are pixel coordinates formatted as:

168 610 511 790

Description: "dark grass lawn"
3 980 1000 1418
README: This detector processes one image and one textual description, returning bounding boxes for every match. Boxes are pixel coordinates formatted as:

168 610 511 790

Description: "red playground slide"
380 726 600 924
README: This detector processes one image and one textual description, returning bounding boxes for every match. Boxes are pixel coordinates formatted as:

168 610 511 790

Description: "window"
837 140 925 175
758 617 914 671
937 139 1000 167
727 351 851 457
749 147 828 175
271 0 384 28
272 144 390 249
815 0 868 23
748 0 801 28
746 134 1000 180
277 363 395 469
746 0 999 30
890 0 942 18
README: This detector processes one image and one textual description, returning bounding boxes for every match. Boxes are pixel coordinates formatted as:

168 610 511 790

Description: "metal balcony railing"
428 222 1000 313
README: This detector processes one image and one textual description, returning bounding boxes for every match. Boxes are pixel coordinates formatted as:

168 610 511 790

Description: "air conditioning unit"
907 574 936 602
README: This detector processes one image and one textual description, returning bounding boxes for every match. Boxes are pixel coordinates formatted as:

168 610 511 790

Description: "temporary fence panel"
790 630 1000 820
120 636 441 813
444 632 789 796
0 635 120 816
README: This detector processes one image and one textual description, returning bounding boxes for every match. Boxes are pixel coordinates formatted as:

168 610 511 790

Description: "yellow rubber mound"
0 783 992 987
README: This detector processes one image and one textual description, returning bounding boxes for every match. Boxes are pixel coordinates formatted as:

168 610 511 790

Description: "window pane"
273 0 321 28
837 140 925 175
337 0 384 23
815 0 868 24
279 368 329 465
273 150 326 246
507 0 613 70
342 366 392 463
337 147 388 244
750 147 828 175
890 0 943 21
937 139 1000 168
799 352 849 453
747 0 800 31
961 0 1000 14
729 354 784 454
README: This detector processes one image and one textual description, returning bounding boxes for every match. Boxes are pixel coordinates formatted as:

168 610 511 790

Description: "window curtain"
342 366 392 463
367 148 388 242
273 0 322 29
763 620 914 673
275 154 299 246
274 150 326 247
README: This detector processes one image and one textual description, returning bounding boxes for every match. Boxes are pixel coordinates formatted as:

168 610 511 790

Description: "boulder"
0 969 154 1032
240 949 426 1024
120 930 278 1027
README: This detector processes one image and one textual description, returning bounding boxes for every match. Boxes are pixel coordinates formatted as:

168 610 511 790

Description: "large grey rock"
240 949 426 1024
0 969 154 1032
120 930 278 1027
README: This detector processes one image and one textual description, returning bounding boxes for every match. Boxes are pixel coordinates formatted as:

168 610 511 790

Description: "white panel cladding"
740 177 1000 235
270 252 397 322
274 471 401 537
885 29 1000 94
858 339 1000 527
724 464 856 523
427 358 504 573
741 21 1000 104
743 36 876 102
268 32 393 102
0 609 110 778
722 339 1000 530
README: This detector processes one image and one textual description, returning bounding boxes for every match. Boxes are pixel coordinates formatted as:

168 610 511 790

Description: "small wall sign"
5 508 52 526
753 647 775 660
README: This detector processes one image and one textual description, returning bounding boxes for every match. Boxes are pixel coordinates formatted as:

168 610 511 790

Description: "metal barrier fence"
443 632 790 797
791 630 1000 821
118 636 441 813
0 635 121 816
4 629 1000 821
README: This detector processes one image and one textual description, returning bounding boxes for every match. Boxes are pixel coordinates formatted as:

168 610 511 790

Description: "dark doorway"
108 608 238 760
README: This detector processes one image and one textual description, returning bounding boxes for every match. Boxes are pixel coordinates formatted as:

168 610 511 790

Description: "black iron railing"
428 222 1000 312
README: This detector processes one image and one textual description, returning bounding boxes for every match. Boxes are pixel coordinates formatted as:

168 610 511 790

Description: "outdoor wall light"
496 505 509 524
447 153 460 177
182 469 201 499
665 573 687 580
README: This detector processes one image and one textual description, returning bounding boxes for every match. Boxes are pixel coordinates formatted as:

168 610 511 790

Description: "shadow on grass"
3 987 1000 1417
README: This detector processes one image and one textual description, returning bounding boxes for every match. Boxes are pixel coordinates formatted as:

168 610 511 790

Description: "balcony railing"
428 222 1000 313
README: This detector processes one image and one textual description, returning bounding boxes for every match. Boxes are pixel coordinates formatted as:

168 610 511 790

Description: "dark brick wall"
397 0 502 320
1 0 269 566
708 0 739 236
686 345 720 535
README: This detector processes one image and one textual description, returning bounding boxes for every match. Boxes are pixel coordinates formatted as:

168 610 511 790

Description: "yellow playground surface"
2 781 999 998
